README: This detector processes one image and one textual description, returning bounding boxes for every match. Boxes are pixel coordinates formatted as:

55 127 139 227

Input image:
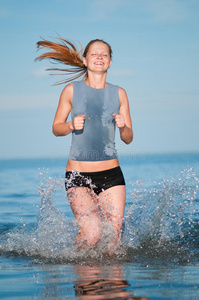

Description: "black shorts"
65 166 125 195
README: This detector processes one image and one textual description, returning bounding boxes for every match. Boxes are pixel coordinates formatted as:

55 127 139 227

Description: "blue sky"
0 0 199 159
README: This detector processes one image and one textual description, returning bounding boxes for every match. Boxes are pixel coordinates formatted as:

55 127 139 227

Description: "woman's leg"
67 187 102 247
98 185 126 243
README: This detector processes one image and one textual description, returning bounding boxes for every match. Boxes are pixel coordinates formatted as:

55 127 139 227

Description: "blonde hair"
35 37 112 85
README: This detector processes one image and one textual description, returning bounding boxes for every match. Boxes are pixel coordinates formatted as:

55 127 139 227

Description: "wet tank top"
68 81 120 161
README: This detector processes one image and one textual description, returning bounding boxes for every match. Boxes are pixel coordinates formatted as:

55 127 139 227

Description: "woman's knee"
81 216 102 246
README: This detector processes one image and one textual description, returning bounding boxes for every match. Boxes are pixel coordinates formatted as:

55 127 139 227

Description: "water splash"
0 168 199 264
0 174 125 263
123 167 199 264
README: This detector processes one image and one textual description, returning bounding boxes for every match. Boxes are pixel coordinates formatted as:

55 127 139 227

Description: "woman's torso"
66 81 120 172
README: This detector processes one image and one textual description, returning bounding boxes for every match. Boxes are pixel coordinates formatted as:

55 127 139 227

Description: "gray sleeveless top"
68 81 120 161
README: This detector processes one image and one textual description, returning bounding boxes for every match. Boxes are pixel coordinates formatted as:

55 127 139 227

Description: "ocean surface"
0 153 199 299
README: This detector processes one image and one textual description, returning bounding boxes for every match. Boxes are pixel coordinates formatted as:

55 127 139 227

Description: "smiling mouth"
95 62 104 65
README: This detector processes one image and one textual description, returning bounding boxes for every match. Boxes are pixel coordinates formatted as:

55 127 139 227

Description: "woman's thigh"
67 187 99 218
67 187 103 245
98 185 126 234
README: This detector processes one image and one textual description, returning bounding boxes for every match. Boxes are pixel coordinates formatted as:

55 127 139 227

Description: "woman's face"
83 41 112 73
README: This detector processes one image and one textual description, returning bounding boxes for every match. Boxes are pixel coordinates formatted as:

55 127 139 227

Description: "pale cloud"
0 8 12 18
0 94 58 110
87 0 191 23
88 0 124 20
32 67 48 78
110 69 136 78
144 0 189 23
133 93 199 115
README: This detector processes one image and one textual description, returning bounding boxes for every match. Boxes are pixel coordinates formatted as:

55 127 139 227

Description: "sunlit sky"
0 0 199 159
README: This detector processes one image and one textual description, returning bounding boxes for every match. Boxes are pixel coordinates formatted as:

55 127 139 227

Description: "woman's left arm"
113 87 133 144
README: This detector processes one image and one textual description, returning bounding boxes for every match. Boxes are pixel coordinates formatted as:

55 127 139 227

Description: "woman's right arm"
52 83 74 136
52 83 85 136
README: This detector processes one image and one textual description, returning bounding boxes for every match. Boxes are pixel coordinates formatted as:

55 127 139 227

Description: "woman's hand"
72 115 85 130
113 113 125 129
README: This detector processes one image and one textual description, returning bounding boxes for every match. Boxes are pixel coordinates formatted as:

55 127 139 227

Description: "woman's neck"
85 72 107 89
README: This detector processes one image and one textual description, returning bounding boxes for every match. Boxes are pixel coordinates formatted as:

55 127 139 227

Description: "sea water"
0 153 199 299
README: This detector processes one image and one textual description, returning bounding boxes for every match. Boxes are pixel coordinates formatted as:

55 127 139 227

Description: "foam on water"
0 168 199 264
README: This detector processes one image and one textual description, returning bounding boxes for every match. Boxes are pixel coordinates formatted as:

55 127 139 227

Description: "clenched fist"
72 114 85 130
113 113 125 129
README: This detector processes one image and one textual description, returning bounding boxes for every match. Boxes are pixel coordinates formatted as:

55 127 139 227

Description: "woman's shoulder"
60 82 74 101
118 86 127 95
108 83 127 96
118 86 129 105
61 80 84 94
108 82 126 91
62 80 83 91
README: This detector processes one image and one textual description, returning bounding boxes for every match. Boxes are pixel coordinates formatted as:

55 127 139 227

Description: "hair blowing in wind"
35 37 87 85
